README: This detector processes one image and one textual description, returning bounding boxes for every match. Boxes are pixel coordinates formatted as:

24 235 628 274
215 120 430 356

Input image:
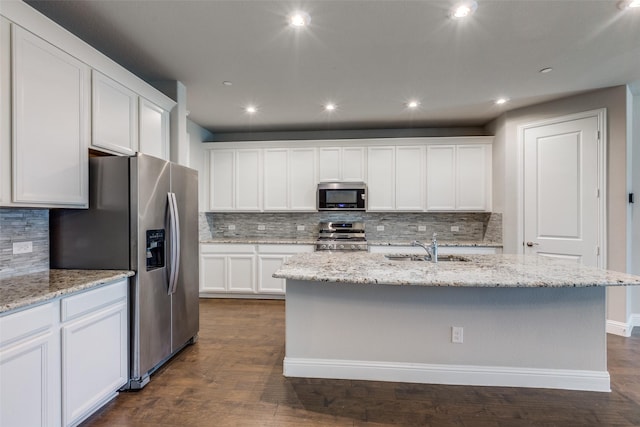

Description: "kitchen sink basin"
384 254 470 262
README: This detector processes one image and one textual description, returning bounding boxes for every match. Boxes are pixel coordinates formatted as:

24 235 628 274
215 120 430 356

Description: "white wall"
487 86 636 328
629 84 640 318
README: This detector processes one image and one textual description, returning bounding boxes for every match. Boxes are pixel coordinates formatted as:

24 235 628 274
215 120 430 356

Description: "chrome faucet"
411 233 438 262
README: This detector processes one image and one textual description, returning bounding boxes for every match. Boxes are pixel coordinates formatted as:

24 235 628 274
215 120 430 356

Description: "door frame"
516 108 608 268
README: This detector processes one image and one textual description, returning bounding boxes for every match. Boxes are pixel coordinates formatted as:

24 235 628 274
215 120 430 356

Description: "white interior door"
523 112 603 267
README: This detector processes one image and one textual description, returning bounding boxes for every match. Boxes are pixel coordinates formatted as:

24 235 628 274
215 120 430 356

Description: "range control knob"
320 244 327 250
339 244 345 249
351 245 357 249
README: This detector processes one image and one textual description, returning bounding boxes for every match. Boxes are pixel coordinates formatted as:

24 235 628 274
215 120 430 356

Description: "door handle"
526 241 539 247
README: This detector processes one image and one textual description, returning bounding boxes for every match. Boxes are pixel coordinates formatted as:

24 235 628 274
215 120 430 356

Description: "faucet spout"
411 240 433 261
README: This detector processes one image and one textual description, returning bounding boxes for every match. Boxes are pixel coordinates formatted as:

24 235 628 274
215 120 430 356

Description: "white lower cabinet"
257 245 315 293
200 244 256 294
200 243 314 296
61 279 128 427
0 278 128 427
0 302 60 427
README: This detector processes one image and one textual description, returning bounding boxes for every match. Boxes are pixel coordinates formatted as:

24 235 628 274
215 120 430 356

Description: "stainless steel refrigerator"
51 153 199 389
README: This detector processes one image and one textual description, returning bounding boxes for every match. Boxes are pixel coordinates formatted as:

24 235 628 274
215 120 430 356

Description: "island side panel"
284 280 608 391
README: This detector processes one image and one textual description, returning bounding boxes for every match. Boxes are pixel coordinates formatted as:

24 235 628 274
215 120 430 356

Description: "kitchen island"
273 253 640 392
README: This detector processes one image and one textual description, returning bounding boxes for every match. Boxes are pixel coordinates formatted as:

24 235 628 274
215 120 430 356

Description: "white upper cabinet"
456 144 490 210
426 143 492 211
139 97 169 160
264 147 317 211
9 25 89 207
92 70 138 156
209 149 261 211
395 146 425 210
263 148 289 211
289 148 317 210
367 146 395 211
205 138 491 213
318 146 366 182
367 145 424 211
426 145 456 210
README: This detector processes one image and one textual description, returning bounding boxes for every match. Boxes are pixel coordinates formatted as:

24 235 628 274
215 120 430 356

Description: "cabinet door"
290 148 317 210
227 255 256 293
426 145 456 210
209 149 234 210
395 146 425 211
318 147 341 182
200 253 227 292
457 144 490 211
12 25 89 207
61 301 128 426
342 146 366 182
92 70 138 155
139 97 169 160
0 333 59 427
263 148 288 211
367 146 395 210
236 149 261 211
257 254 288 294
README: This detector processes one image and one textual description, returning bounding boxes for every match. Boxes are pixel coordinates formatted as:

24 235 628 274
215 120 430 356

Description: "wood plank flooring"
82 299 640 426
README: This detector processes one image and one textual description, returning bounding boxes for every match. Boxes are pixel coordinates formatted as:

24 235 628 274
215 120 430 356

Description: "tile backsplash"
200 211 502 243
0 209 49 278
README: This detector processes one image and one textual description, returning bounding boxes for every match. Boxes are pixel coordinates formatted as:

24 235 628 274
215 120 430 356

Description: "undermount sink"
384 254 471 262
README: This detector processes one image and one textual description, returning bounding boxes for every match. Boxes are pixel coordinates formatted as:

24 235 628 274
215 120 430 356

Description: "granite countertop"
0 269 135 314
200 237 502 247
273 252 640 288
201 237 318 245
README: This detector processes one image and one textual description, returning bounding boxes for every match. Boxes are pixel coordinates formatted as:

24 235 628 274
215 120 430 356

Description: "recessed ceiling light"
222 81 233 86
450 1 478 19
324 103 336 112
407 100 420 109
245 105 257 114
539 67 553 74
618 0 640 9
289 11 311 27
495 98 509 105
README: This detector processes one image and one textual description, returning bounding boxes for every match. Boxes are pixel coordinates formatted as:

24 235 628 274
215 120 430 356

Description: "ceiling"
25 0 640 134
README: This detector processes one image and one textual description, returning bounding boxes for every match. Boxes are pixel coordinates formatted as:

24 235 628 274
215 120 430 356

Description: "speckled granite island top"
273 252 640 288
0 269 135 314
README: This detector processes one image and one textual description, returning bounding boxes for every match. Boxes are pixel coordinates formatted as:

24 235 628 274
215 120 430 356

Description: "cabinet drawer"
0 302 54 347
61 279 128 323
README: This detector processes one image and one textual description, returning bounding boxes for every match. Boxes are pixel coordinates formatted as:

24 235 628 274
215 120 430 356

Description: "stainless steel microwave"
317 182 367 211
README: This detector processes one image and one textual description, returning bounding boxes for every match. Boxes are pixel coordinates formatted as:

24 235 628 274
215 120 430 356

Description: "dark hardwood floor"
82 299 640 426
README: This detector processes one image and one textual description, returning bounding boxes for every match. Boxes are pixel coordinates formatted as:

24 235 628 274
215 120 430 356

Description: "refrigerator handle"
167 192 181 295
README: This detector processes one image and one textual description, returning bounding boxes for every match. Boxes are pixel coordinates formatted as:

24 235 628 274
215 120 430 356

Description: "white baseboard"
283 357 611 393
606 314 640 337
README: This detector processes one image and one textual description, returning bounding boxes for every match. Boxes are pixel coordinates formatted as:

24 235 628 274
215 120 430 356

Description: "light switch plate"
13 241 33 254
228 224 236 230
257 225 266 231
451 225 460 232
376 225 384 231
418 225 427 232
297 225 305 231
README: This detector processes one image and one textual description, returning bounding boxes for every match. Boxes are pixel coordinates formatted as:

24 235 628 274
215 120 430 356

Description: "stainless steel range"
316 221 367 251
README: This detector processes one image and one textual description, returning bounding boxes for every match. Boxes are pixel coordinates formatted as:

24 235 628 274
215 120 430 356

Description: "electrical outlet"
228 224 236 230
376 225 384 231
297 225 305 231
13 241 33 254
451 326 464 343
451 225 460 232
418 225 427 232
257 225 266 231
